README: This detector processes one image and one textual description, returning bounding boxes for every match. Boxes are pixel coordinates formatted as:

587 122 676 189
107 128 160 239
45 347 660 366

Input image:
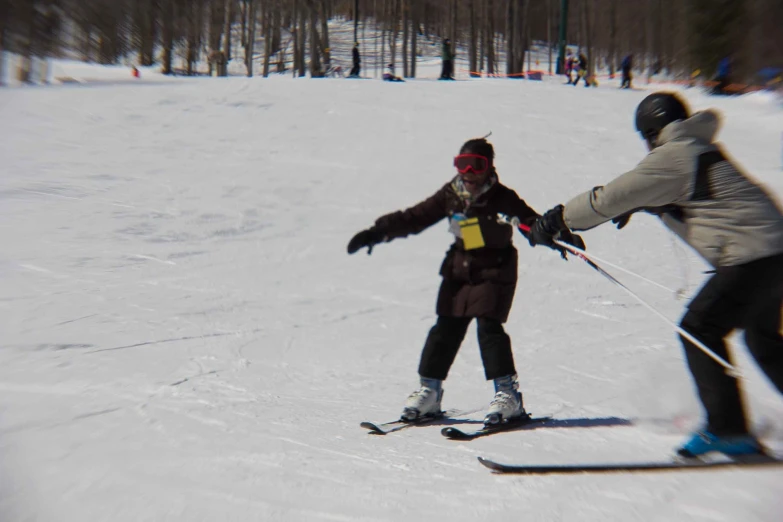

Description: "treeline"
1 0 781 81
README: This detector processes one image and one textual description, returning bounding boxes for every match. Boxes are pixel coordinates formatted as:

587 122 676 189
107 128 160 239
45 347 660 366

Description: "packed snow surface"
2 64 783 521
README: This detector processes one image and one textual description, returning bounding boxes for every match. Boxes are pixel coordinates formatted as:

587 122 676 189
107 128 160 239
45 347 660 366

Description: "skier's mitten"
347 227 385 255
528 204 567 249
612 213 632 230
559 231 586 251
612 205 684 230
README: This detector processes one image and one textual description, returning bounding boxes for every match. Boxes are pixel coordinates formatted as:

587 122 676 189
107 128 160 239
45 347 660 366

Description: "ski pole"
506 216 741 378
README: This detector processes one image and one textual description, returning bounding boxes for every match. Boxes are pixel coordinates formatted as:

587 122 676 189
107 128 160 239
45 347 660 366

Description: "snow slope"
1 71 783 522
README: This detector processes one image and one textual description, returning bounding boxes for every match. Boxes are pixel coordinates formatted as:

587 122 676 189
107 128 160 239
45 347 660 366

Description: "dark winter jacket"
621 55 632 71
374 177 539 322
717 57 730 79
353 46 360 65
442 41 455 61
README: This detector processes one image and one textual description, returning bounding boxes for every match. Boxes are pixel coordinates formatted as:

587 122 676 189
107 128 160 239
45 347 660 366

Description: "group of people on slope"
564 51 592 87
348 40 445 82
347 92 783 459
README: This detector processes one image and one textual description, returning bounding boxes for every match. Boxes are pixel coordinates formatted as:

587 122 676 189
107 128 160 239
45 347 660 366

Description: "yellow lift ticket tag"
459 217 485 250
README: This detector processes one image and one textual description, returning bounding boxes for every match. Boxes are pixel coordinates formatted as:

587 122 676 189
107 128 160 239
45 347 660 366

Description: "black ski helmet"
634 92 689 142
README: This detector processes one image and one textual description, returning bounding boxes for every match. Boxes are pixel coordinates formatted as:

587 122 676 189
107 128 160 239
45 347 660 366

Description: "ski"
361 408 467 435
476 455 783 475
441 415 551 440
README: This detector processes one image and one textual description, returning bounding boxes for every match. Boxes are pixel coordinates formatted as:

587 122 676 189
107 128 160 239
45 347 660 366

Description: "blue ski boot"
677 430 764 458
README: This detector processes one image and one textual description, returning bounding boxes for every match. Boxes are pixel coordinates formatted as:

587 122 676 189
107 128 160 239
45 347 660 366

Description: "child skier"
347 137 584 425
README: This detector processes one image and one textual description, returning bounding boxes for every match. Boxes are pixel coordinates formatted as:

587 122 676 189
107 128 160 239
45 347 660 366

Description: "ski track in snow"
1 60 783 522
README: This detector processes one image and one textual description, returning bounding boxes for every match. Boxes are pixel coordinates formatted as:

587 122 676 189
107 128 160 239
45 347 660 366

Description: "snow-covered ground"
2 64 783 522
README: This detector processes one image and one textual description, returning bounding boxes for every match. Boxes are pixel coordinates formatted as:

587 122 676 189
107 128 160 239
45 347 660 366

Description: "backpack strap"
690 149 727 201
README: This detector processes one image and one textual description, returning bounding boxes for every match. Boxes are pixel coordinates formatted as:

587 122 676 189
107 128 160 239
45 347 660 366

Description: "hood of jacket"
658 109 721 147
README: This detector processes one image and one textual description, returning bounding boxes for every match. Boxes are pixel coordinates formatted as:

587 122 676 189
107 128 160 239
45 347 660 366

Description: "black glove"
528 205 567 248
612 213 632 230
560 230 586 251
529 205 585 259
611 205 684 230
347 227 385 255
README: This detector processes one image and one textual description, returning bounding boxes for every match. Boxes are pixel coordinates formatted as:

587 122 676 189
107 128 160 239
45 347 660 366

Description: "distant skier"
383 63 404 82
564 51 574 84
573 52 590 87
714 55 732 95
347 137 584 425
527 92 783 458
620 54 633 89
349 42 361 78
440 39 455 80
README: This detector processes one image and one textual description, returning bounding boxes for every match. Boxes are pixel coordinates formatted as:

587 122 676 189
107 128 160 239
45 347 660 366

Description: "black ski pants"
418 316 516 381
441 60 453 79
680 253 783 435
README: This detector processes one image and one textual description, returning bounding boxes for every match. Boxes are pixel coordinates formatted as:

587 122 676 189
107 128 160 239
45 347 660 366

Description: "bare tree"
245 0 257 76
161 0 175 74
468 0 477 76
3 0 781 87
409 0 418 77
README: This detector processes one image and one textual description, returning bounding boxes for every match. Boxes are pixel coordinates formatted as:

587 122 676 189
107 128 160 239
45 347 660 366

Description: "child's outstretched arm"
346 185 449 255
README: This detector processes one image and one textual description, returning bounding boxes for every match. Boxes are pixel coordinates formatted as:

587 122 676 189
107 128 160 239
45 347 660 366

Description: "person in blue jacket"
620 54 633 89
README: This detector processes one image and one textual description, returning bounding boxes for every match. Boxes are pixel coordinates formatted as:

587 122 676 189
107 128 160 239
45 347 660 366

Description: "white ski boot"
484 374 526 425
401 377 443 421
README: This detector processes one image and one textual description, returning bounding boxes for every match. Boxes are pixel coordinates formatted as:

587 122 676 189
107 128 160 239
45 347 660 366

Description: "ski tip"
477 457 503 471
441 427 471 440
360 422 385 434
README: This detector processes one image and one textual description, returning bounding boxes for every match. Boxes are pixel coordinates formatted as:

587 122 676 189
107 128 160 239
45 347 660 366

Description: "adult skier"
620 54 633 89
714 55 732 95
527 92 783 457
346 137 584 425
349 42 361 78
440 39 455 80
573 52 590 87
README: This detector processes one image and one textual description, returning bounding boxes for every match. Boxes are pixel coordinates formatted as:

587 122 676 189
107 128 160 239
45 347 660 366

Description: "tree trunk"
506 0 515 75
486 0 496 75
292 0 299 77
209 0 225 75
263 0 273 76
584 0 594 79
516 0 528 74
410 0 417 77
187 1 199 75
469 0 478 76
161 0 174 74
402 0 409 77
547 0 552 75
223 0 234 63
319 0 331 68
271 0 281 54
450 0 457 51
389 0 400 68
246 0 257 76
135 0 155 66
526 4 531 72
297 0 307 76
608 0 617 77
308 0 323 77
